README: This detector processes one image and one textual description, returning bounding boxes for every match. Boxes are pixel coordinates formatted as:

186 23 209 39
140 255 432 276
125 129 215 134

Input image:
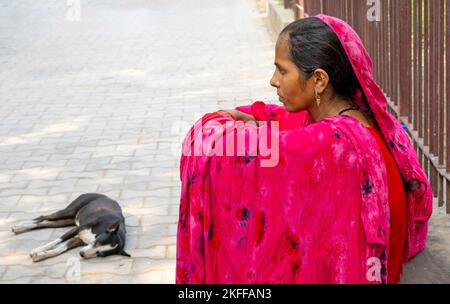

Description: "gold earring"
315 92 321 107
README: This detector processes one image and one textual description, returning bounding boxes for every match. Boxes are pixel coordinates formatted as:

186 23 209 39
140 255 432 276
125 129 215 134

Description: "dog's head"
79 220 130 259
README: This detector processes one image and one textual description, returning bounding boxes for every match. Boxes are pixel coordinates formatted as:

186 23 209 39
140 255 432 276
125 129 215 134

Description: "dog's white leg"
30 238 63 255
11 221 39 234
30 241 69 263
31 237 83 263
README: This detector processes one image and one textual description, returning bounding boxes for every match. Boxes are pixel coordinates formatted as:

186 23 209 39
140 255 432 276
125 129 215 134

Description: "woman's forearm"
223 110 259 125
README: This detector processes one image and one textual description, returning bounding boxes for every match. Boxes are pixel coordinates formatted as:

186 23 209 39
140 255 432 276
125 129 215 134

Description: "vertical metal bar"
436 0 445 206
431 0 437 197
424 0 430 145
392 0 397 105
344 0 347 21
418 0 424 139
430 0 439 195
372 5 377 82
375 9 379 84
430 0 437 158
438 0 445 165
368 2 370 52
413 0 419 131
380 0 385 88
349 0 354 27
388 0 393 98
446 0 450 213
423 0 430 180
395 0 400 107
357 0 361 39
364 1 370 50
338 0 340 18
297 0 305 19
337 0 341 21
399 0 412 119
392 0 396 101
384 0 388 91
391 0 396 103
345 0 349 25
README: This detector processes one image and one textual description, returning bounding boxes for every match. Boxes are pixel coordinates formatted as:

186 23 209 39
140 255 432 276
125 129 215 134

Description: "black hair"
280 17 360 101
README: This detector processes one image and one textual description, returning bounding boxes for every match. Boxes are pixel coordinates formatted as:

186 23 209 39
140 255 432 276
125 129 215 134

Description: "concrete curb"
256 0 295 41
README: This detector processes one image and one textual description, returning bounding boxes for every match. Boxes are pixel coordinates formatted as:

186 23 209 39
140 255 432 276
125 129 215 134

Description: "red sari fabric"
178 110 391 283
366 125 407 284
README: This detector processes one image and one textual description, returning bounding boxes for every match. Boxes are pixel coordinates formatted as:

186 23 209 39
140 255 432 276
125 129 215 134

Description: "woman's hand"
222 110 259 126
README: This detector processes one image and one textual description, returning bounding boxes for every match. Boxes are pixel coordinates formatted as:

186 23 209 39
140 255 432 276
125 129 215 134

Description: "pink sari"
176 14 432 284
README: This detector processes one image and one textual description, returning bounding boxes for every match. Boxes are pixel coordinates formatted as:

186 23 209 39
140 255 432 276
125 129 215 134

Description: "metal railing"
284 0 449 212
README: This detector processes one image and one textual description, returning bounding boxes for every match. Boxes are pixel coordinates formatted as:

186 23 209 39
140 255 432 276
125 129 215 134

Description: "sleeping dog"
11 193 130 262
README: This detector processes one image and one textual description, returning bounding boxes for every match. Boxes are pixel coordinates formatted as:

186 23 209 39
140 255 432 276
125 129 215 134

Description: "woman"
176 15 432 284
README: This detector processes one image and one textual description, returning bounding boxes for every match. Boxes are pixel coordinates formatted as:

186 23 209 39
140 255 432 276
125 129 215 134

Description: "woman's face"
270 35 316 113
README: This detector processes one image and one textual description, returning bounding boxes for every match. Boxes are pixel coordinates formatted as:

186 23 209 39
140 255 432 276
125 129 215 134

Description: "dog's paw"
30 251 45 263
30 251 38 261
11 226 26 235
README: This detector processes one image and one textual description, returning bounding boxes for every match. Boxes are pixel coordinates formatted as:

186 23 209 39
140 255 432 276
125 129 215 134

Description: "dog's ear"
107 220 121 233
119 249 131 257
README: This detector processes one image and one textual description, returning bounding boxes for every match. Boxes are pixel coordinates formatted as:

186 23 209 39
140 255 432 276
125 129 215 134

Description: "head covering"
314 14 432 259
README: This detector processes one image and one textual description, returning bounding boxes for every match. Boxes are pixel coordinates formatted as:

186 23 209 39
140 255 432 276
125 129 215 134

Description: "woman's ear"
313 68 329 94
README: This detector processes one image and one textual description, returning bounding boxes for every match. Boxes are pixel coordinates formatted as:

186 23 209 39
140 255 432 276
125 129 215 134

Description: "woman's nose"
270 75 279 88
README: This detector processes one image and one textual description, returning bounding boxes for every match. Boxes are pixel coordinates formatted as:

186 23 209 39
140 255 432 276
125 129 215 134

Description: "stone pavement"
1 0 449 284
0 0 277 283
400 199 450 284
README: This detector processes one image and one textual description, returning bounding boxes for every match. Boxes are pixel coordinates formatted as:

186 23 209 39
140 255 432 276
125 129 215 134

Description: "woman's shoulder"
282 114 380 159
318 114 374 140
276 118 363 174
285 116 350 140
280 118 355 155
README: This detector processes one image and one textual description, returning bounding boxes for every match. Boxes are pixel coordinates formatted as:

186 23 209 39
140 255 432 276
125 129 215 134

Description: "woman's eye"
275 66 285 76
